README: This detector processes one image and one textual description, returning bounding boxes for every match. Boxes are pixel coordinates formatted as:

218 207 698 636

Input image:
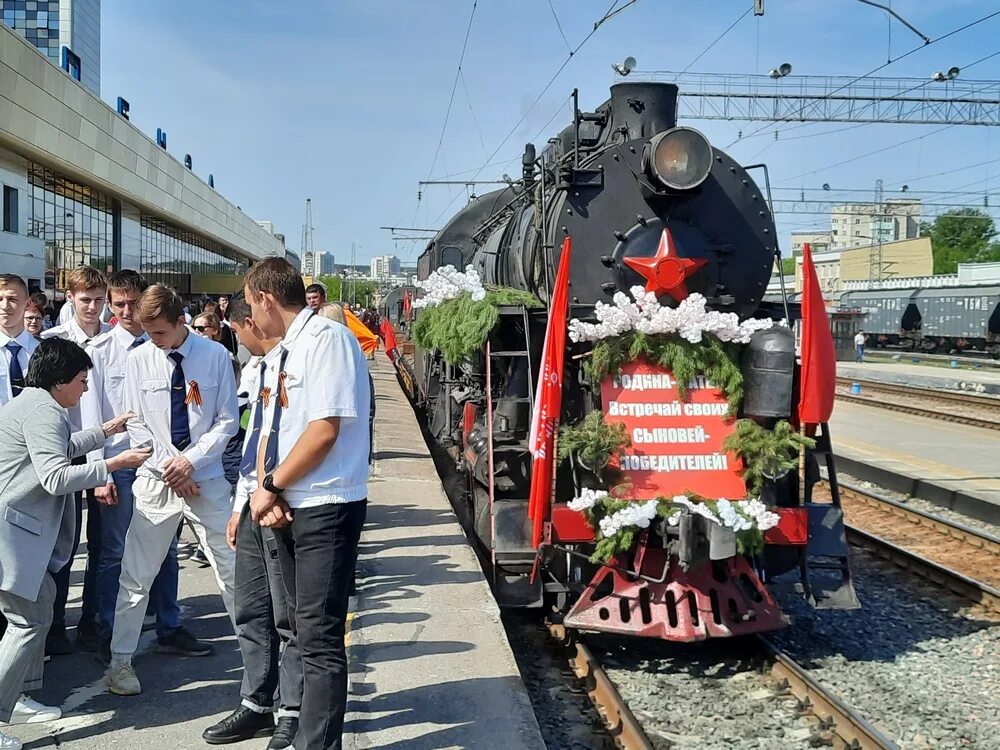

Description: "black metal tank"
419 82 777 319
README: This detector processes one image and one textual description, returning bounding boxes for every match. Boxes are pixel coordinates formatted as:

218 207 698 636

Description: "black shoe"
202 707 274 745
95 639 111 666
267 717 297 749
45 625 73 656
76 618 99 652
267 716 299 750
192 548 211 568
156 626 213 657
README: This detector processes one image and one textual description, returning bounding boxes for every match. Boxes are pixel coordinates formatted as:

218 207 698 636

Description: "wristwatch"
262 473 285 495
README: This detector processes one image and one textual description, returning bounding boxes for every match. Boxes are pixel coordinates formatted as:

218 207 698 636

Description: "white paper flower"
567 287 776 344
567 488 604 512
413 266 487 309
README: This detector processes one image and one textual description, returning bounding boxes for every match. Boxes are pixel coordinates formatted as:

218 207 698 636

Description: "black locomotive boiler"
403 82 856 640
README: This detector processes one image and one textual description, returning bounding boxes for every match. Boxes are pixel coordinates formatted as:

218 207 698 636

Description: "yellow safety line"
345 611 355 647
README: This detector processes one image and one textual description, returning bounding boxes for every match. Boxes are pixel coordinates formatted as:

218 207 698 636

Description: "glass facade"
140 217 250 295
27 163 115 292
1 1 61 65
25 162 254 295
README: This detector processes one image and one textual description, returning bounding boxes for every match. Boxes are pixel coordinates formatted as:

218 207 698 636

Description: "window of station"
140 216 250 294
26 163 115 291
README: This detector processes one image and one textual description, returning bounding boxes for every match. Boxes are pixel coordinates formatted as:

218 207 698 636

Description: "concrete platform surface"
343 359 543 750
10 356 543 750
838 361 1000 396
830 400 1000 510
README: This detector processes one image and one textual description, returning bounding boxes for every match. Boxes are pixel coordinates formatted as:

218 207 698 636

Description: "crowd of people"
0 259 374 750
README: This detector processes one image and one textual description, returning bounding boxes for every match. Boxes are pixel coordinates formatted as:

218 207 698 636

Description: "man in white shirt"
79 271 210 667
0 274 38 407
40 267 111 656
245 258 369 750
105 284 239 696
201 296 301 749
854 330 866 363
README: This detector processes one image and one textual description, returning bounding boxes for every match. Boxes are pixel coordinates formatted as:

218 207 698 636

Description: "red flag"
527 236 573 548
798 243 836 425
380 318 399 361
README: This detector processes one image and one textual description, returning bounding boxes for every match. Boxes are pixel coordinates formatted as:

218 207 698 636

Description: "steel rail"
837 481 1000 557
546 623 654 750
846 525 1000 613
834 378 1000 431
757 636 899 750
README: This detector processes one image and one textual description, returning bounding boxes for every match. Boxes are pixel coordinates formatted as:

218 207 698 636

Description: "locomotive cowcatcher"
400 82 859 642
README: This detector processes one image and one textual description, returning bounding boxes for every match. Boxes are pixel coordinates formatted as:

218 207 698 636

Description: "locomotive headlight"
645 127 713 191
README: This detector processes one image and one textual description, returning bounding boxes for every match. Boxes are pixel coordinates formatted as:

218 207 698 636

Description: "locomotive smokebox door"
742 327 795 419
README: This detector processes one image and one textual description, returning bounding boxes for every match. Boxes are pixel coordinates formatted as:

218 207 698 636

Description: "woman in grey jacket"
0 339 150 750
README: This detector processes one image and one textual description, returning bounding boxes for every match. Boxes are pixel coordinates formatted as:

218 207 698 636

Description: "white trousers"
111 474 236 660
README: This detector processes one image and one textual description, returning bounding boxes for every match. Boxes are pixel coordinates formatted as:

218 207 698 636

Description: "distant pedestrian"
304 283 326 312
854 331 866 363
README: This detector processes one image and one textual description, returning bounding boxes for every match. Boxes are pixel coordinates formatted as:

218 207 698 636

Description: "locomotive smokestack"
607 82 679 140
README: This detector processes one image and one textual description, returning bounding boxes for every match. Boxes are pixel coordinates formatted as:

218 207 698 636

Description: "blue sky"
101 0 1000 264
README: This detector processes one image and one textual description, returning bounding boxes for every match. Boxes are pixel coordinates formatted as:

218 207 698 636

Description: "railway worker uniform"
0 328 37 406
105 331 238 695
79 327 207 664
256 309 369 750
202 355 302 749
39 317 110 654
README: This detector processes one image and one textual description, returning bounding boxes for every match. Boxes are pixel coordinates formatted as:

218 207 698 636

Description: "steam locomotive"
399 82 857 641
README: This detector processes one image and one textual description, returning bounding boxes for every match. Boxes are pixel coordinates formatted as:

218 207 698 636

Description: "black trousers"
52 483 101 630
274 501 367 750
235 506 302 715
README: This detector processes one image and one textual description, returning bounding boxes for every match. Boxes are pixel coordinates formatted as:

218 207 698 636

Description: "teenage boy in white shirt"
244 258 369 750
40 267 111 656
105 284 238 696
79 271 210 667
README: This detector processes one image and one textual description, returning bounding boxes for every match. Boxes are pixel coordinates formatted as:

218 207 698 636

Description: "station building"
0 22 283 299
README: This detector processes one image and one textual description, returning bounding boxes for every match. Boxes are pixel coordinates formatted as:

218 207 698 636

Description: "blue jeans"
96 468 181 642
855 345 865 363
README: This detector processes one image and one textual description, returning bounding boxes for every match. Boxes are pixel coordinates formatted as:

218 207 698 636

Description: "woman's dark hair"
25 338 92 390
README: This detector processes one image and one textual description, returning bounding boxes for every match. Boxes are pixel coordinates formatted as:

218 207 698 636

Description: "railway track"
834 376 1000 430
546 621 899 749
827 480 1000 613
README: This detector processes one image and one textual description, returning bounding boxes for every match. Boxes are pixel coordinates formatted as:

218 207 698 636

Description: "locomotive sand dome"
405 81 858 642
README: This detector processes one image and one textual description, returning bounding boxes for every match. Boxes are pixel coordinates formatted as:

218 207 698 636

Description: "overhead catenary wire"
674 3 753 79
725 8 1000 150
547 0 573 55
429 0 634 228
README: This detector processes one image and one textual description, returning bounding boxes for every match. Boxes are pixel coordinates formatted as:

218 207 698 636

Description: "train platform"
10 358 543 750
830 400 1000 521
838 360 1000 396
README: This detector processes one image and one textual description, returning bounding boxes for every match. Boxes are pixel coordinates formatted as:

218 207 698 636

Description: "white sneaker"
0 730 22 750
105 662 141 696
8 694 61 724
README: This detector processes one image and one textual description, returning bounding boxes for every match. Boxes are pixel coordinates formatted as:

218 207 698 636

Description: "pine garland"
557 411 631 476
412 288 541 364
722 419 815 496
584 331 744 415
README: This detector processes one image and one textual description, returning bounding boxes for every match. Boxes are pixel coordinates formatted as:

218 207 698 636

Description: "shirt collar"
68 317 106 343
171 329 197 358
112 323 145 348
281 307 317 350
0 329 32 348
